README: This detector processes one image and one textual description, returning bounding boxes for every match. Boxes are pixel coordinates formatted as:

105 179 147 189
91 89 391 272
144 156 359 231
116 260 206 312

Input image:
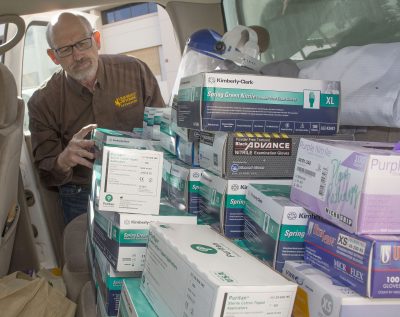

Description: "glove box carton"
199 131 353 178
305 218 400 298
291 138 400 234
177 72 339 134
199 170 291 238
140 223 297 317
283 261 400 317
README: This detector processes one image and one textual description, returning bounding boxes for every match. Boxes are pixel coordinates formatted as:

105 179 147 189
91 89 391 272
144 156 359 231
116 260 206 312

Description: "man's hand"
56 124 97 173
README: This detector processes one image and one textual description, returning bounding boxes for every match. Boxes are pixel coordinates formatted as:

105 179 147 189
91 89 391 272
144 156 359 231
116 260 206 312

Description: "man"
28 12 164 224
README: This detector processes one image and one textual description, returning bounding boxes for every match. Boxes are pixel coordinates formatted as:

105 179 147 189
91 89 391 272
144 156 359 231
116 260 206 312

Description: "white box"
97 146 163 214
291 139 400 234
92 128 149 151
93 204 197 272
141 223 297 317
283 261 400 317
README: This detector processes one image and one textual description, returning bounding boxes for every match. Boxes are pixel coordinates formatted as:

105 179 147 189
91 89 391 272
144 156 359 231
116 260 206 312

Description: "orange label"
292 287 310 317
114 92 137 108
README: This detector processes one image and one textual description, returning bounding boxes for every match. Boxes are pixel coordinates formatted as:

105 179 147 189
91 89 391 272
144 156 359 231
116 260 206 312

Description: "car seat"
0 62 24 276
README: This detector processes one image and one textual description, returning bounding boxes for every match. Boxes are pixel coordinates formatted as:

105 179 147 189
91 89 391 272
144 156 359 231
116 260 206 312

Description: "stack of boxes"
284 139 400 313
85 69 400 316
172 71 400 314
155 105 205 214
175 71 352 240
88 127 197 316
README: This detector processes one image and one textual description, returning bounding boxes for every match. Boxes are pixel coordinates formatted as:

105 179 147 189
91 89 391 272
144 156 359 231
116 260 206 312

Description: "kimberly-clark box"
92 205 197 272
118 279 157 317
243 184 320 272
97 290 110 317
283 261 400 317
93 246 138 316
141 223 297 317
92 128 149 154
177 72 339 134
175 134 200 167
199 170 291 238
96 146 163 214
199 131 353 178
304 218 400 298
167 160 203 214
159 108 176 155
291 139 400 234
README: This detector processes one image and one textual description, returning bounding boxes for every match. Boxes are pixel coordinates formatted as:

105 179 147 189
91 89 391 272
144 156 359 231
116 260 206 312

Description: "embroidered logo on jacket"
114 92 137 108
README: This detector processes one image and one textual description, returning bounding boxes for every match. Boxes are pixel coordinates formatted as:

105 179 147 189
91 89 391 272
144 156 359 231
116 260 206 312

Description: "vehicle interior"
1 0 400 315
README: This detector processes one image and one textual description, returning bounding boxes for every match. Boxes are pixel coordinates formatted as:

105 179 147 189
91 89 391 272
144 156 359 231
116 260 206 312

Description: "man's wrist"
55 153 71 173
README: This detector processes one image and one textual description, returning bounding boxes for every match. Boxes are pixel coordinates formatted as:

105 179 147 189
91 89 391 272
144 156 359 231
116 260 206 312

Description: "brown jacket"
28 54 164 187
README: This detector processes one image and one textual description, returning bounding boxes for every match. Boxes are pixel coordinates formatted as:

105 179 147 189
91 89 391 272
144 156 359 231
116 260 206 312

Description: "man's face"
48 18 100 83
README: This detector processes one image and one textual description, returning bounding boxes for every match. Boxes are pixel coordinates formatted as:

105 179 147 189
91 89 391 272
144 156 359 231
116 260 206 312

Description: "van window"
22 22 60 131
102 2 157 24
223 0 400 63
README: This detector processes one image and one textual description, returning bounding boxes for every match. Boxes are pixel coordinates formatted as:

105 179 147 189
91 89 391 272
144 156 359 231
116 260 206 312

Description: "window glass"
102 2 158 25
115 7 132 21
134 3 148 16
22 23 61 131
223 0 400 63
106 12 115 24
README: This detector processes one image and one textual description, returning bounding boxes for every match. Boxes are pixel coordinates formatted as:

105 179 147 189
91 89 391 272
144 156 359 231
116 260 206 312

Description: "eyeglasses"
53 35 93 58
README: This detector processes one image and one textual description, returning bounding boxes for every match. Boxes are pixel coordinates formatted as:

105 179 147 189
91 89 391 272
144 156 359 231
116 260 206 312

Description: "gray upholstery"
0 63 24 277
62 213 91 302
76 280 97 317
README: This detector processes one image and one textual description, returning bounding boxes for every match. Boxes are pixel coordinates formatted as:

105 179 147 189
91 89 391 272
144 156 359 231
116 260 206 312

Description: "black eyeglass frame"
52 33 94 58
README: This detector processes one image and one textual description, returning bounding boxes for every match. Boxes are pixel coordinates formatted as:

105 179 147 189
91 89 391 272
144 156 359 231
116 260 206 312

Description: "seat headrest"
0 63 18 129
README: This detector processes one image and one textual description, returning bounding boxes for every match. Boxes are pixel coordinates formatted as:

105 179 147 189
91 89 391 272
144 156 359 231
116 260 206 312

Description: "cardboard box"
141 223 297 317
175 134 200 167
177 72 339 134
304 218 400 298
159 108 176 155
291 139 400 234
92 204 197 272
95 146 163 214
118 279 157 317
199 131 353 178
93 246 139 316
199 170 291 238
283 261 400 317
166 159 204 214
243 184 320 272
92 128 149 155
97 290 111 317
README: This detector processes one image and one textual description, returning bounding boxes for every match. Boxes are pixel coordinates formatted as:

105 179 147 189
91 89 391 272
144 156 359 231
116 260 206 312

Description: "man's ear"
47 49 60 65
93 31 101 50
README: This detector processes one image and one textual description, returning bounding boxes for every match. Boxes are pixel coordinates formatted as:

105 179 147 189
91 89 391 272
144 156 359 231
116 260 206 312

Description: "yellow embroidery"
114 92 137 108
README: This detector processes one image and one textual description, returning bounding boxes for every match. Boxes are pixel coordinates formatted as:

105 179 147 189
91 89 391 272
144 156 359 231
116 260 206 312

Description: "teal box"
199 170 290 238
92 202 197 272
243 184 320 272
165 158 203 214
93 246 139 316
118 279 157 317
177 72 339 134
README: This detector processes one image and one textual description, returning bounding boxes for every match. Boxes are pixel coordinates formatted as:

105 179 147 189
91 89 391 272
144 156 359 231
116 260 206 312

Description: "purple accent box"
290 138 400 234
305 218 400 298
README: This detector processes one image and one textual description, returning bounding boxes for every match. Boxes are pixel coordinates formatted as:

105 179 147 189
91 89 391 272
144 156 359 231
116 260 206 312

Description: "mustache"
71 58 91 70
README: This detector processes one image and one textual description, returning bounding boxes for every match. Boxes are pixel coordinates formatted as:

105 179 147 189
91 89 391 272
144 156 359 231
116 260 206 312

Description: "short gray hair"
46 12 94 48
